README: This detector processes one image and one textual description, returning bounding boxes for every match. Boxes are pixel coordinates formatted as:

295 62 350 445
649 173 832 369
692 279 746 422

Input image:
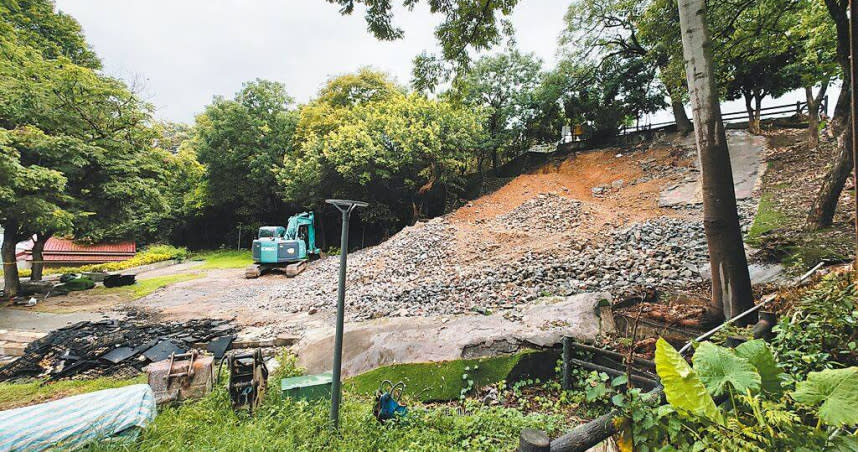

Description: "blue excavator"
245 212 321 278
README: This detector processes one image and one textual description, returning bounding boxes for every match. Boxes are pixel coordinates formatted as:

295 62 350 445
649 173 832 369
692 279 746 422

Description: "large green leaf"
655 338 723 424
692 342 761 397
792 367 858 427
735 339 784 396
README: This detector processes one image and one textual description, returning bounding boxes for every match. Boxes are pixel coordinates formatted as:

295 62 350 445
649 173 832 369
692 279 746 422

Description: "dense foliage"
613 273 858 451
453 49 547 174
0 0 183 294
278 72 484 235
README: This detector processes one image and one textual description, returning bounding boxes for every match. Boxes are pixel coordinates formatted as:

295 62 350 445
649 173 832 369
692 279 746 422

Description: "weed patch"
192 250 253 269
0 376 144 411
90 273 203 299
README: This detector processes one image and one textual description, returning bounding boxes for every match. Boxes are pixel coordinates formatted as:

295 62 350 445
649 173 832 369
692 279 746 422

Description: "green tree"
712 0 803 134
0 0 100 69
638 0 692 132
677 0 754 322
538 55 665 143
192 79 299 230
454 49 544 175
807 0 852 230
325 0 520 90
1 12 170 290
280 73 484 234
0 128 72 294
790 0 839 147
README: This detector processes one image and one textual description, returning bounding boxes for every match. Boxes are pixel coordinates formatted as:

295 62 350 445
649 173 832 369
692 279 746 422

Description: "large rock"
296 292 611 377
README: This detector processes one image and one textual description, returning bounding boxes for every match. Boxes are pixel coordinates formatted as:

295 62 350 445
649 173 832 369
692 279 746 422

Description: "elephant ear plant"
642 338 858 451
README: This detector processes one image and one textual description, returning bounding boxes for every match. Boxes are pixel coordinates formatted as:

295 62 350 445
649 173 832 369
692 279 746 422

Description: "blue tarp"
0 383 156 451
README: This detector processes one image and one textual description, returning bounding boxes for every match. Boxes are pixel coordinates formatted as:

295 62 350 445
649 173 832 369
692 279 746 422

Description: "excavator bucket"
228 349 268 413
147 350 214 404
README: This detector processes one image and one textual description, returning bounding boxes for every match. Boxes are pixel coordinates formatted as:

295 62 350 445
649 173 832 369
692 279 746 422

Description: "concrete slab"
0 330 47 343
659 130 766 207
296 292 611 377
0 307 118 333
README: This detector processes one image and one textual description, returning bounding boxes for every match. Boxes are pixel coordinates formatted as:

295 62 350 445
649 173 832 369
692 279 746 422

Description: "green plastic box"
281 371 333 401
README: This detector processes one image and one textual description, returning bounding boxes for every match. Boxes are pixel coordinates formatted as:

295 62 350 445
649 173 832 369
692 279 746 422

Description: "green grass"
1 353 568 452
90 273 204 299
747 188 789 244
0 376 145 411
87 388 567 452
191 250 253 269
345 353 531 402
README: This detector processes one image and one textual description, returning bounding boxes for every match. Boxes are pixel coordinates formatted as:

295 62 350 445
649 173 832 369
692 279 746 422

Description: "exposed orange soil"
450 145 694 233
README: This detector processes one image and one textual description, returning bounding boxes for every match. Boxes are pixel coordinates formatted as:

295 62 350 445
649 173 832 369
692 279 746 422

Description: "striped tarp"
0 384 156 451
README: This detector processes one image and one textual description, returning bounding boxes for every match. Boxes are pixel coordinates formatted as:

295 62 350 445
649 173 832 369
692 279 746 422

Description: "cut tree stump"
519 428 550 452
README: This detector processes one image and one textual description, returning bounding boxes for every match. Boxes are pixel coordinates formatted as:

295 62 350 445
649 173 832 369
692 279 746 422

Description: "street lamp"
325 199 368 429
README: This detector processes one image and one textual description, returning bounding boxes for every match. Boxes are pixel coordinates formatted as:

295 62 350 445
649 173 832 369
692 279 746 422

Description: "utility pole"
325 199 367 429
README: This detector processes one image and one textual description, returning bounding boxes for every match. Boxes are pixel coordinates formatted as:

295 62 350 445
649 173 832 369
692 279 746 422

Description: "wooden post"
519 429 550 452
561 337 572 390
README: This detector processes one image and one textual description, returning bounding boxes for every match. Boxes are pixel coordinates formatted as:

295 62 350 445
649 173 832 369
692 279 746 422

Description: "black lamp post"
325 199 367 429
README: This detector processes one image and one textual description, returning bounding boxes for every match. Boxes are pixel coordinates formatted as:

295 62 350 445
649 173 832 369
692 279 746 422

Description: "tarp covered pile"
0 384 156 451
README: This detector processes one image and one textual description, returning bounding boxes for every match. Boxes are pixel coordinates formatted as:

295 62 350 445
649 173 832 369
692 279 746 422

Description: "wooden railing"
619 95 828 135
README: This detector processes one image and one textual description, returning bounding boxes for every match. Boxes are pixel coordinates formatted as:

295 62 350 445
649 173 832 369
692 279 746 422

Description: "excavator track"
285 261 307 277
245 264 262 279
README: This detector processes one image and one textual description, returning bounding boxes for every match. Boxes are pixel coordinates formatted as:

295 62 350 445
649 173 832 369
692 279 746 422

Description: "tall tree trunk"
678 0 754 323
671 97 693 134
491 149 499 176
30 233 50 281
849 0 858 272
743 92 759 134
808 126 853 230
806 83 829 149
2 221 20 299
753 92 764 133
809 0 853 231
808 82 851 229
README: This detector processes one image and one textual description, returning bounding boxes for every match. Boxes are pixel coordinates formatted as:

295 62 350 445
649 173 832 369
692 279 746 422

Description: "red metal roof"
43 238 136 254
21 238 136 263
34 254 131 263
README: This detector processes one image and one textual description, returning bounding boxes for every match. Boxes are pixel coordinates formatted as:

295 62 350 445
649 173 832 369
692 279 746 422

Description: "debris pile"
0 315 235 381
495 193 582 233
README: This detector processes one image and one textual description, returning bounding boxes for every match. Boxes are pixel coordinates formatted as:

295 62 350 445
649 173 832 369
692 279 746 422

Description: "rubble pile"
495 193 582 233
247 141 762 323
0 315 235 381
260 205 748 320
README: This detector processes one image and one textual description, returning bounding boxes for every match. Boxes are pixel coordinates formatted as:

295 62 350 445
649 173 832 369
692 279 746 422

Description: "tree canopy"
453 49 545 174
0 2 173 292
192 79 299 227
278 70 485 233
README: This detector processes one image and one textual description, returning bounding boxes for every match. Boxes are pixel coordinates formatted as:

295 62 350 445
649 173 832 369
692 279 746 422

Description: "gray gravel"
251 196 758 322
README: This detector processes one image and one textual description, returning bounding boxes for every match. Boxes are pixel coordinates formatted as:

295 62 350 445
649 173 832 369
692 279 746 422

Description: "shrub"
771 272 857 379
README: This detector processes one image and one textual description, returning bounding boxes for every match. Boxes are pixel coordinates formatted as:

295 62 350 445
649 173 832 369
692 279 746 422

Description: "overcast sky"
54 0 569 124
54 0 832 127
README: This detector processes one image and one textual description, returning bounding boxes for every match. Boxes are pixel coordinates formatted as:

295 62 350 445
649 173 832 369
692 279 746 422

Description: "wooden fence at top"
618 95 829 136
